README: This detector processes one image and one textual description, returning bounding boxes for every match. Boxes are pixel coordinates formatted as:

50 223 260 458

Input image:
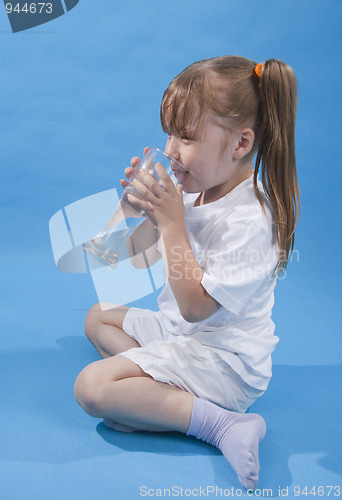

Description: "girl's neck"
196 165 254 206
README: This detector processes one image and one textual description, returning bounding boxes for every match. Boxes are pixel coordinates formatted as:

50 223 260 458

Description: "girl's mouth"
172 169 189 183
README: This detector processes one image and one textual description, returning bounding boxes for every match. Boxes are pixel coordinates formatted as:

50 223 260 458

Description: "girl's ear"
233 128 255 159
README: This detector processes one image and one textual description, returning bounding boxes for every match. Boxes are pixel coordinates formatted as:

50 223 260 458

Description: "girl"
74 56 300 491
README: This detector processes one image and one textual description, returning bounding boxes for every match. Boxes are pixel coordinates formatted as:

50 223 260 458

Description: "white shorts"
120 307 263 413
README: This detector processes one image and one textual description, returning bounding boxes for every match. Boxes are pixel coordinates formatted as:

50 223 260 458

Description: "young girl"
74 55 300 491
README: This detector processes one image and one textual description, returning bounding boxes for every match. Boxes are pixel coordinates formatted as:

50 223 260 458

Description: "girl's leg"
187 397 266 491
74 354 193 432
74 354 265 490
84 302 140 358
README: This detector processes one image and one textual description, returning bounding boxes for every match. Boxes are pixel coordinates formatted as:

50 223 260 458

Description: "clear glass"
83 148 183 269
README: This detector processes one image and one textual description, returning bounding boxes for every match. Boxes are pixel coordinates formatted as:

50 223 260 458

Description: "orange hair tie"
254 63 264 78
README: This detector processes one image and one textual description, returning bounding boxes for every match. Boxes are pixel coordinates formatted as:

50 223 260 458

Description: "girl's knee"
74 363 105 417
84 303 102 337
84 302 125 339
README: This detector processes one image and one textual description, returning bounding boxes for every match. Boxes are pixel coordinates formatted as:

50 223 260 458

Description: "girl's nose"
165 135 181 161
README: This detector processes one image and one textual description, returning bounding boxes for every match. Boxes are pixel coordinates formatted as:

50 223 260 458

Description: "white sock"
187 397 266 490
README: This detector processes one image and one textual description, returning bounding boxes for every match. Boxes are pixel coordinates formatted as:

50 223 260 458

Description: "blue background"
1 1 341 498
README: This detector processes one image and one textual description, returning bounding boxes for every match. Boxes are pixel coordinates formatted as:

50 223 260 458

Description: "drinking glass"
83 148 183 269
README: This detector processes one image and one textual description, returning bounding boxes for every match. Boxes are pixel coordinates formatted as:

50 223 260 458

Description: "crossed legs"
74 302 193 432
74 302 266 490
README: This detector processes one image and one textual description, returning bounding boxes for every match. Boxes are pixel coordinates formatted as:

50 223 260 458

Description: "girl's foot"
103 418 138 433
187 397 266 490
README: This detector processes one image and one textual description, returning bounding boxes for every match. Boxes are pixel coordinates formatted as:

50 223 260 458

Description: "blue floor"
1 1 342 498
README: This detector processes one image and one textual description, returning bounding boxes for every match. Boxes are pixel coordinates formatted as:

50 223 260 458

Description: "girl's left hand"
125 163 185 231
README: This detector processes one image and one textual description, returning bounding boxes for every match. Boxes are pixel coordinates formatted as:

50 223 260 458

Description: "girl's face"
164 119 254 204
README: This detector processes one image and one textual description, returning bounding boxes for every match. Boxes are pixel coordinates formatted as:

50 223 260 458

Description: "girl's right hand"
120 147 150 188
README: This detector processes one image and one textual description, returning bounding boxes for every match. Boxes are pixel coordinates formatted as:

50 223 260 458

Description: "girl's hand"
120 147 150 189
125 161 185 231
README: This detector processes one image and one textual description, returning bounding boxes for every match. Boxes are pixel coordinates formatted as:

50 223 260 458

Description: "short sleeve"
200 219 277 315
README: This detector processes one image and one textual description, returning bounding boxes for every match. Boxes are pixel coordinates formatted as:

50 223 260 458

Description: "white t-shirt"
157 175 280 390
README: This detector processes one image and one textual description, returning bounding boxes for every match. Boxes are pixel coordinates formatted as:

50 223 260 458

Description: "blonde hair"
161 55 300 276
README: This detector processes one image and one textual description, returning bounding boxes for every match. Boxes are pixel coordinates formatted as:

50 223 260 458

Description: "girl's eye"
165 132 194 144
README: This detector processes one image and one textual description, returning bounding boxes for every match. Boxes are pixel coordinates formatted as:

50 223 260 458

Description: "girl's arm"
126 218 162 269
126 164 220 323
159 220 221 323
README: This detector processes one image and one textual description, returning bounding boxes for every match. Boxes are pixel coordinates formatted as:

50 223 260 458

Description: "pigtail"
253 59 300 277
